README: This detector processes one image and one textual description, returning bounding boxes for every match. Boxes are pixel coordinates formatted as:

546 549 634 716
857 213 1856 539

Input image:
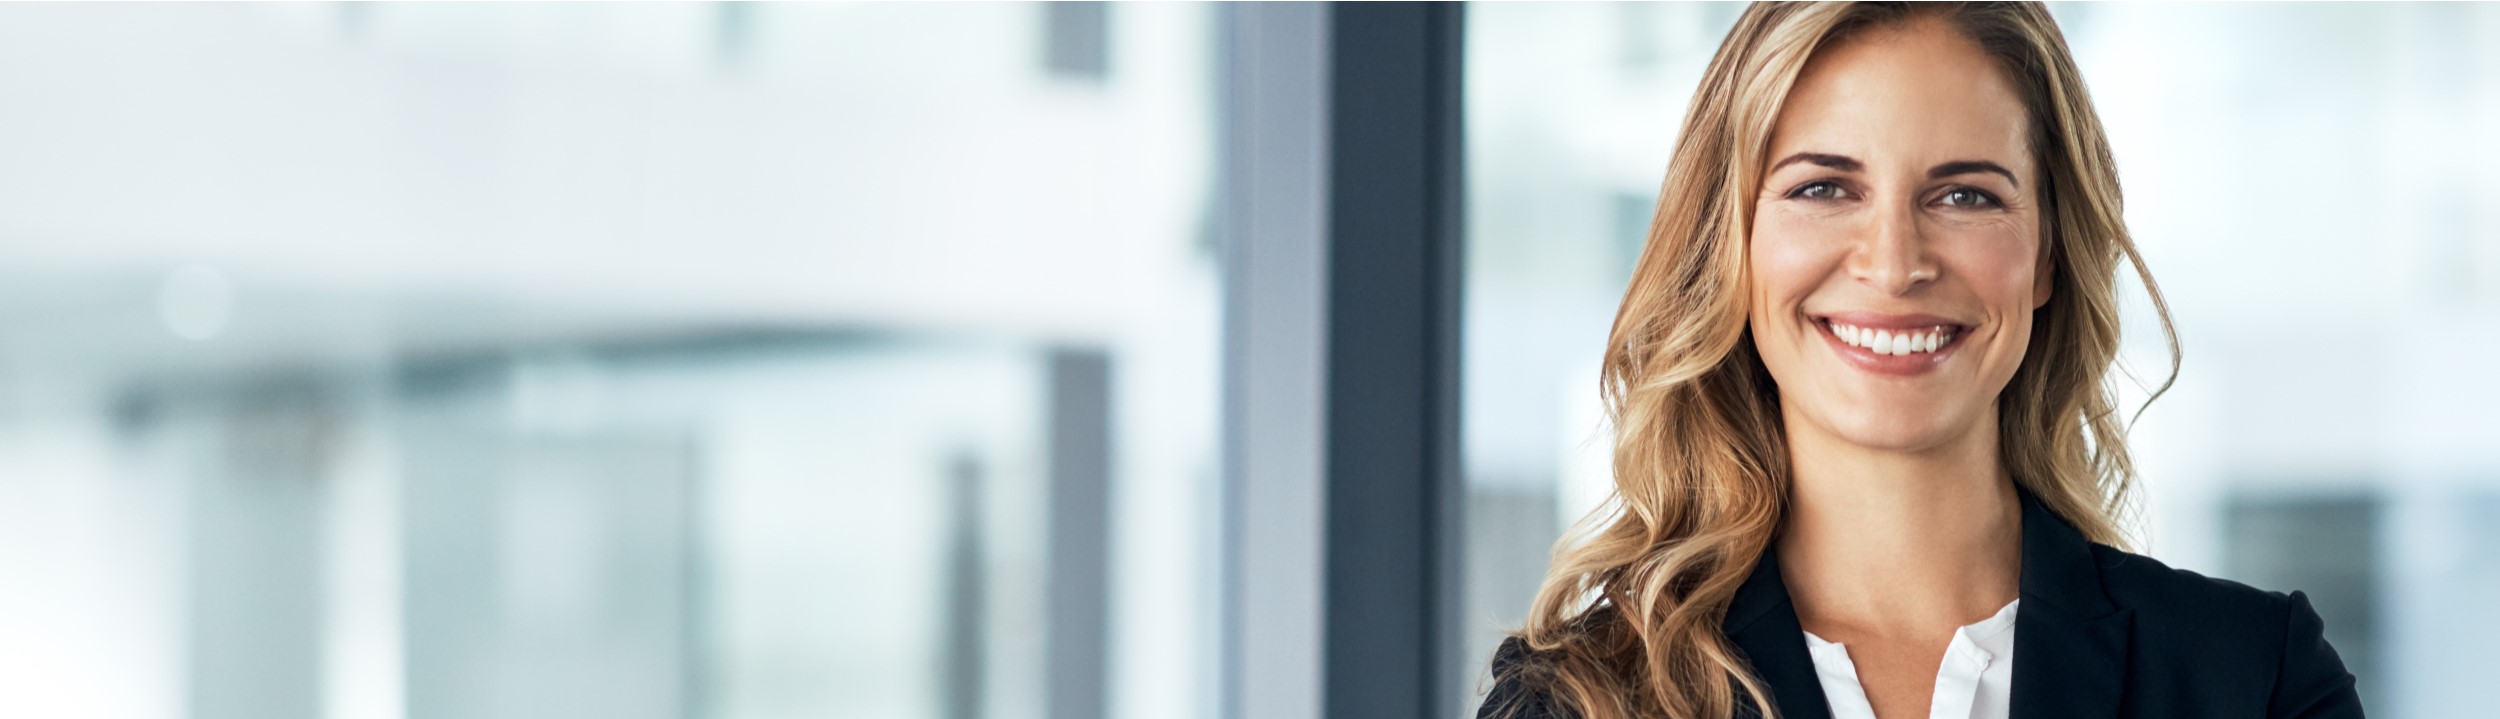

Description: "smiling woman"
1750 14 2051 461
1477 3 2364 719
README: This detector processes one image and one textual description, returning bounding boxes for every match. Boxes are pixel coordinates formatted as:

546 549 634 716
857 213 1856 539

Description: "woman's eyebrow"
1769 152 1861 174
1929 160 2019 188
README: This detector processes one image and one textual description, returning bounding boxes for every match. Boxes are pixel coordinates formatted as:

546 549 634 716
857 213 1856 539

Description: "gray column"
1218 4 1333 719
1046 349 1114 719
942 451 990 719
1322 5 1467 719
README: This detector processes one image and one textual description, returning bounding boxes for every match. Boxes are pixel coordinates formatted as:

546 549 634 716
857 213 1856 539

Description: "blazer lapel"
1722 548 1835 719
2008 487 2134 719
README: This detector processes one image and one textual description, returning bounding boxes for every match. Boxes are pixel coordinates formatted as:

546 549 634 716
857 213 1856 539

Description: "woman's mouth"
1829 321 1955 355
1813 315 1970 376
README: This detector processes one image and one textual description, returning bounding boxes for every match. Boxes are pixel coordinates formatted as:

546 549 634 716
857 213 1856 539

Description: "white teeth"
1829 322 1955 356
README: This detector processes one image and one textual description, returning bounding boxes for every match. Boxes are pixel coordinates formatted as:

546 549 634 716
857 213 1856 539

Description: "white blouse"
1800 598 2020 719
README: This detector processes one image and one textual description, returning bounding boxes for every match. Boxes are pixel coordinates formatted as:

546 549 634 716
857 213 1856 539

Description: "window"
0 5 1221 718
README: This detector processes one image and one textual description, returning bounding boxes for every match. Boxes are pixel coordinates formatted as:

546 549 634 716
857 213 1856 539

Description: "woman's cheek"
1750 214 1829 291
1928 222 2036 297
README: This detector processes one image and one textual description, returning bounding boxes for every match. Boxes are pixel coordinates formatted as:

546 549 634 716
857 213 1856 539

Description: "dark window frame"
1219 5 1468 719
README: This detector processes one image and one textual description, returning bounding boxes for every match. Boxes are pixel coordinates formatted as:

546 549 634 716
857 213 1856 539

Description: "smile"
1830 322 1955 355
1812 314 1971 376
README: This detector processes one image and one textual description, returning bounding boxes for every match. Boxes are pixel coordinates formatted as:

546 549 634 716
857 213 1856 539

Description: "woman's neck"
1773 413 2023 640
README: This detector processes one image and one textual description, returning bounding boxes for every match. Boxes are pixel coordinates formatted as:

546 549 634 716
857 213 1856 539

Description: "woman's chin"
1819 410 1978 454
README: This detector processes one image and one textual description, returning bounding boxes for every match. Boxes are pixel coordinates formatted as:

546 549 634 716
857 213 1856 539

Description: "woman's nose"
1847 204 1939 294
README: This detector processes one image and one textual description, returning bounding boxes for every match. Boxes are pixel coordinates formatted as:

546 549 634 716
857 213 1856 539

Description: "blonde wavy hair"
1488 3 2177 718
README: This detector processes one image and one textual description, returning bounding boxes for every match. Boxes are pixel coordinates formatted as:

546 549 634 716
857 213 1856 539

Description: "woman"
1478 3 2363 719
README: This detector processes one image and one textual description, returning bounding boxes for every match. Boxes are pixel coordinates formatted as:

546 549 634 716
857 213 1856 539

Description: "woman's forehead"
1768 19 2033 174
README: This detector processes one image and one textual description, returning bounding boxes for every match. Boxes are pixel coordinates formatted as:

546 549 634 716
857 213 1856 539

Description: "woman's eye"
1938 187 2001 208
1790 181 1846 201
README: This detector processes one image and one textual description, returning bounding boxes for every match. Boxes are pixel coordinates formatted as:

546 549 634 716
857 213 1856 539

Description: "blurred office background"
0 4 1220 719
0 3 2492 719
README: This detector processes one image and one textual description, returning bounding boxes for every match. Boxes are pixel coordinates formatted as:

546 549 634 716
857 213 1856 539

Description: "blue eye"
1790 181 1846 201
1938 187 2001 208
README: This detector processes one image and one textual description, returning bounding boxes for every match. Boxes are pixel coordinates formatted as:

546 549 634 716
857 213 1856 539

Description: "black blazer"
1480 488 2365 718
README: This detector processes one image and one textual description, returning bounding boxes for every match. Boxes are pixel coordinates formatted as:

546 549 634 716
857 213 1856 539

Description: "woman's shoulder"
2086 542 2311 634
1479 636 1569 719
2085 543 2365 716
1479 629 1767 719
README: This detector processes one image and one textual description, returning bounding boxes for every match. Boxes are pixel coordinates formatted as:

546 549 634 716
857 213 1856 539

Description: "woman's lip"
1813 317 1963 376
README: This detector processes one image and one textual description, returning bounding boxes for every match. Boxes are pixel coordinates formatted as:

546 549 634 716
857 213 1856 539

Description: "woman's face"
1748 17 2050 454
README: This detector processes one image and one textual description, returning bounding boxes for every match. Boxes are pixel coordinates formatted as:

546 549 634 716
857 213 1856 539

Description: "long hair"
1486 3 2179 718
